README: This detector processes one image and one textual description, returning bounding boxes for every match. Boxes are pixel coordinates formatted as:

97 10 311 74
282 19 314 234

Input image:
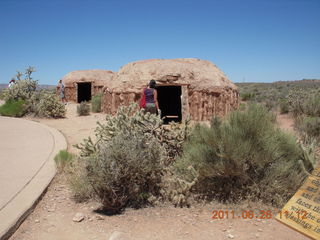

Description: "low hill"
235 79 320 102
0 84 55 90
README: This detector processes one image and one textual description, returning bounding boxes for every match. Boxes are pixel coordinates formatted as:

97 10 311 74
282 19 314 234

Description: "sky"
0 0 319 85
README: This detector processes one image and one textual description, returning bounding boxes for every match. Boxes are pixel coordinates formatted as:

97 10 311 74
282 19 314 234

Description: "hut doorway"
77 82 91 103
157 86 182 123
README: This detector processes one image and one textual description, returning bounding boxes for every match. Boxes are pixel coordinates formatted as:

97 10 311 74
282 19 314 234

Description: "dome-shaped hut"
60 69 115 103
103 58 239 121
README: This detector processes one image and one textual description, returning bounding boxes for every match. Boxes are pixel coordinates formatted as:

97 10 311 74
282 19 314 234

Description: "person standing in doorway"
57 80 67 104
142 80 159 114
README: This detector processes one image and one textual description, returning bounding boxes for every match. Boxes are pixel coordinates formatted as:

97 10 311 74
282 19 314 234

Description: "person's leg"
145 103 157 114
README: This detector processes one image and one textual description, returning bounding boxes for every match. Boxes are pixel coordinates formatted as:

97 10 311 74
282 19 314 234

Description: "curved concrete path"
0 117 67 240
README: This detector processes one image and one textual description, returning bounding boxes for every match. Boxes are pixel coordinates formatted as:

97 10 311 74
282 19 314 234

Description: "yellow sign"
276 168 320 240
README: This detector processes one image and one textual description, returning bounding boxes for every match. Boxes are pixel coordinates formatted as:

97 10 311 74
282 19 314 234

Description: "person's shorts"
145 103 157 114
60 92 65 99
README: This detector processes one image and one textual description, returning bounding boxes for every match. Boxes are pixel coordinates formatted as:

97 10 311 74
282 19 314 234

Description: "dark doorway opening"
77 82 91 103
157 86 182 123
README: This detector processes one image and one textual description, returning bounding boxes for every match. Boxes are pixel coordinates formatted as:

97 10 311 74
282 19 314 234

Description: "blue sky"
0 0 319 85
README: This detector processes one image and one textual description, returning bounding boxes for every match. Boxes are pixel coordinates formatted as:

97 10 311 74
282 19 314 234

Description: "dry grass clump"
77 101 90 116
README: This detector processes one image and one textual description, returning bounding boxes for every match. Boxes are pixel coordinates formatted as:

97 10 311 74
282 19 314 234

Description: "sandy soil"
25 103 105 155
276 112 295 134
9 104 310 240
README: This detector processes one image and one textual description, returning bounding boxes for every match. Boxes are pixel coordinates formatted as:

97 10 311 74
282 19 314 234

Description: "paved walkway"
0 117 67 240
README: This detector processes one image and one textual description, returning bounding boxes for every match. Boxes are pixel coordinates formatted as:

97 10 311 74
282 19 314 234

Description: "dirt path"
25 103 105 154
9 104 309 240
276 112 295 134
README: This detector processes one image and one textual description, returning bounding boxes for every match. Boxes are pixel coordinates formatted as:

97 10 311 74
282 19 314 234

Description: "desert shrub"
0 90 4 100
264 99 276 111
288 89 320 117
83 131 164 212
35 91 66 118
3 67 37 101
303 92 320 117
239 103 247 111
72 104 191 208
295 116 320 144
287 89 306 117
0 99 27 117
77 101 90 116
54 150 75 172
68 158 94 202
175 104 315 207
2 67 65 119
241 92 255 101
75 103 191 163
279 98 289 114
91 93 103 113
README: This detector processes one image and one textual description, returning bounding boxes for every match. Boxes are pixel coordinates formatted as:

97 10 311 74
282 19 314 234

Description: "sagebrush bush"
91 93 102 113
54 150 75 172
84 131 164 212
77 101 90 116
295 116 320 144
36 91 66 118
279 98 289 114
175 104 315 207
68 158 94 202
0 99 26 117
303 92 320 117
241 92 255 101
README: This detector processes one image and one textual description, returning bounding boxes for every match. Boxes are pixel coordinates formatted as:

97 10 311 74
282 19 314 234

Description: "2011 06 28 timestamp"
211 210 274 220
211 210 309 220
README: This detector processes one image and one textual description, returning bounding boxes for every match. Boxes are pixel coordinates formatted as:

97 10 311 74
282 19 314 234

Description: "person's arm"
141 88 145 100
154 89 159 110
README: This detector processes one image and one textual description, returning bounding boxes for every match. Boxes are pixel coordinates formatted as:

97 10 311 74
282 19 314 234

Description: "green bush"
75 103 190 163
91 93 103 113
72 104 191 208
35 91 66 118
303 92 320 117
54 150 75 172
288 89 320 117
295 116 320 144
279 98 289 114
0 100 27 117
77 101 90 116
241 92 255 101
84 131 164 212
0 90 4 100
2 67 65 119
3 67 37 101
175 104 315 207
68 158 94 202
264 99 276 111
